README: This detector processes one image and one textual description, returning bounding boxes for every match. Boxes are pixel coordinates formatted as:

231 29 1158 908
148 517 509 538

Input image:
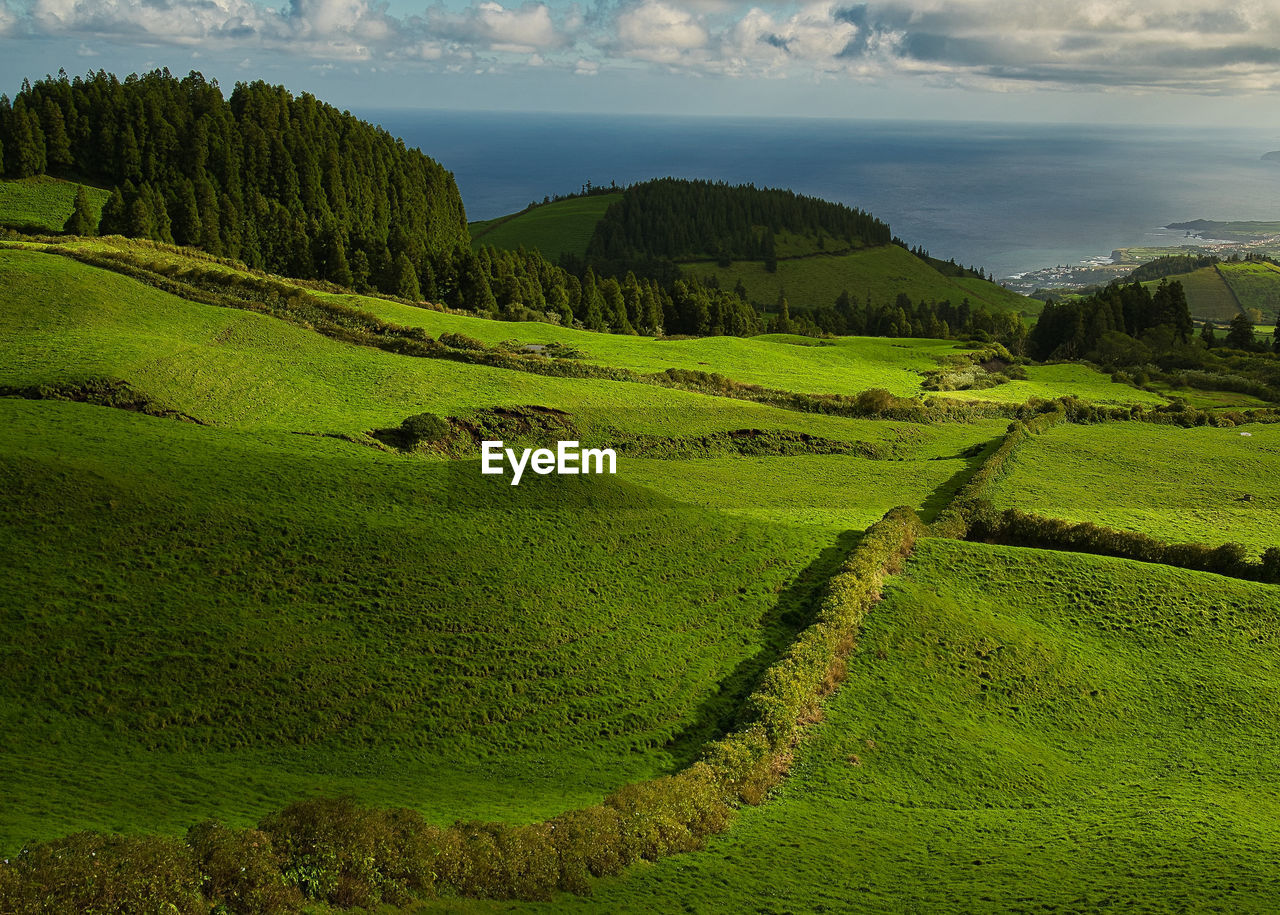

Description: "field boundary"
1213 263 1247 316
0 509 923 911
967 508 1280 584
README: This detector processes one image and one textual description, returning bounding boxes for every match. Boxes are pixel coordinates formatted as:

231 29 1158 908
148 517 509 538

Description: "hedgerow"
929 406 1066 538
968 507 1280 584
0 508 923 911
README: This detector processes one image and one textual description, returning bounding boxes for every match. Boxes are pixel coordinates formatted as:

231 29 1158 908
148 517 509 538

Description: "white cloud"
454 1 563 52
617 1 708 61
6 0 1280 93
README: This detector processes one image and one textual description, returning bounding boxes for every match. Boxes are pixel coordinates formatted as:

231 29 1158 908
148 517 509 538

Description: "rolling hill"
1136 259 1280 323
3 81 1280 914
468 182 1038 319
520 539 1280 912
0 176 110 233
470 193 622 261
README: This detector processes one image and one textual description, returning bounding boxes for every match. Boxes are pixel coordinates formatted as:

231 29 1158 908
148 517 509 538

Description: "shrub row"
0 508 923 912
1054 394 1280 428
969 507 1280 584
929 407 1065 538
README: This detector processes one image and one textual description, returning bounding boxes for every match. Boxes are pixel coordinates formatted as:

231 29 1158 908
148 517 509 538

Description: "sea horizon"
361 108 1280 281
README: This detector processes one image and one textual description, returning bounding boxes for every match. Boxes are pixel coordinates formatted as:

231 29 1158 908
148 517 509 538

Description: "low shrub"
259 797 439 908
0 832 205 915
187 821 303 914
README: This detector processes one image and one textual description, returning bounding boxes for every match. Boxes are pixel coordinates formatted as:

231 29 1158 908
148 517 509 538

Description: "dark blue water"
364 109 1280 279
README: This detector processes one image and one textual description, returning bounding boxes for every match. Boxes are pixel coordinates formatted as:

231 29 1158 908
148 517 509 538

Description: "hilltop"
468 179 1037 338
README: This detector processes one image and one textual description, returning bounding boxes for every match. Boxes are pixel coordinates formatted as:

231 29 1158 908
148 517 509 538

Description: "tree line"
0 68 468 297
769 289 1029 352
1 69 1020 346
583 178 892 268
1029 279 1194 360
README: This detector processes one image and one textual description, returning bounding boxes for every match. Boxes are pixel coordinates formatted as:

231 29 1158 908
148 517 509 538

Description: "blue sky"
1 0 1278 124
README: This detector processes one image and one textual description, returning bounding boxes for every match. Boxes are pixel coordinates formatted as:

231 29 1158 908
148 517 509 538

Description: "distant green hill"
1134 260 1280 322
470 193 621 261
691 244 1036 316
472 182 1037 318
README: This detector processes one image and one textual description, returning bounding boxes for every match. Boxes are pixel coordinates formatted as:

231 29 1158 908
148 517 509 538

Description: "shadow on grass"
662 527 863 770
917 436 1003 523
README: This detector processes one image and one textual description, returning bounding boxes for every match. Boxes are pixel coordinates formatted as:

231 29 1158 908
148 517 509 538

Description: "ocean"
365 109 1280 280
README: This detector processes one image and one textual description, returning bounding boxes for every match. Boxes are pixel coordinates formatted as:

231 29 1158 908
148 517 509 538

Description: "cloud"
434 1 566 54
617 1 708 62
6 0 1280 93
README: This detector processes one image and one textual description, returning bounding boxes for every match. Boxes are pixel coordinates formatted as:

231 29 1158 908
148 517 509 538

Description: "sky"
1 0 1279 124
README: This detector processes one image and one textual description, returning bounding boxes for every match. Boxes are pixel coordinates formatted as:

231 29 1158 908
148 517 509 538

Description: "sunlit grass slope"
0 245 1007 853
0 398 842 852
469 194 622 261
342 292 1157 405
0 177 109 232
690 244 1036 316
987 421 1280 556
0 247 962 443
504 539 1280 912
1219 260 1280 321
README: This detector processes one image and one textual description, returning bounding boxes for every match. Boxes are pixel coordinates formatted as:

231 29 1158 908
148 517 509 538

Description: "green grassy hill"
3 228 1278 910
2 398 831 848
468 191 1037 318
0 177 110 233
1219 260 1280 321
1138 260 1280 323
689 244 1035 316
0 240 1010 852
1142 265 1240 322
469 194 622 261
987 421 1280 556
505 538 1280 912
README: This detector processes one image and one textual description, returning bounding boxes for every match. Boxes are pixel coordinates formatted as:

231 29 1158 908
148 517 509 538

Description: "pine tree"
171 180 202 246
1200 320 1216 348
62 185 97 236
127 193 155 239
40 98 72 171
393 252 421 300
1225 313 1256 350
98 187 128 236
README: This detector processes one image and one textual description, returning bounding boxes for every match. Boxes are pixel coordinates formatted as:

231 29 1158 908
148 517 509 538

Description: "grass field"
5 228 1280 909
469 194 622 261
338 291 1158 405
1143 265 1240 322
987 421 1280 556
690 244 1037 316
479 539 1280 912
0 247 972 442
0 176 109 233
1218 260 1280 321
0 396 854 852
0 243 1009 853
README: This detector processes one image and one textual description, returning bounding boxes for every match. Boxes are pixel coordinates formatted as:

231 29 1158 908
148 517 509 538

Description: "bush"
399 411 452 447
187 821 303 914
440 331 488 351
259 797 439 908
970 508 1273 582
0 832 205 915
